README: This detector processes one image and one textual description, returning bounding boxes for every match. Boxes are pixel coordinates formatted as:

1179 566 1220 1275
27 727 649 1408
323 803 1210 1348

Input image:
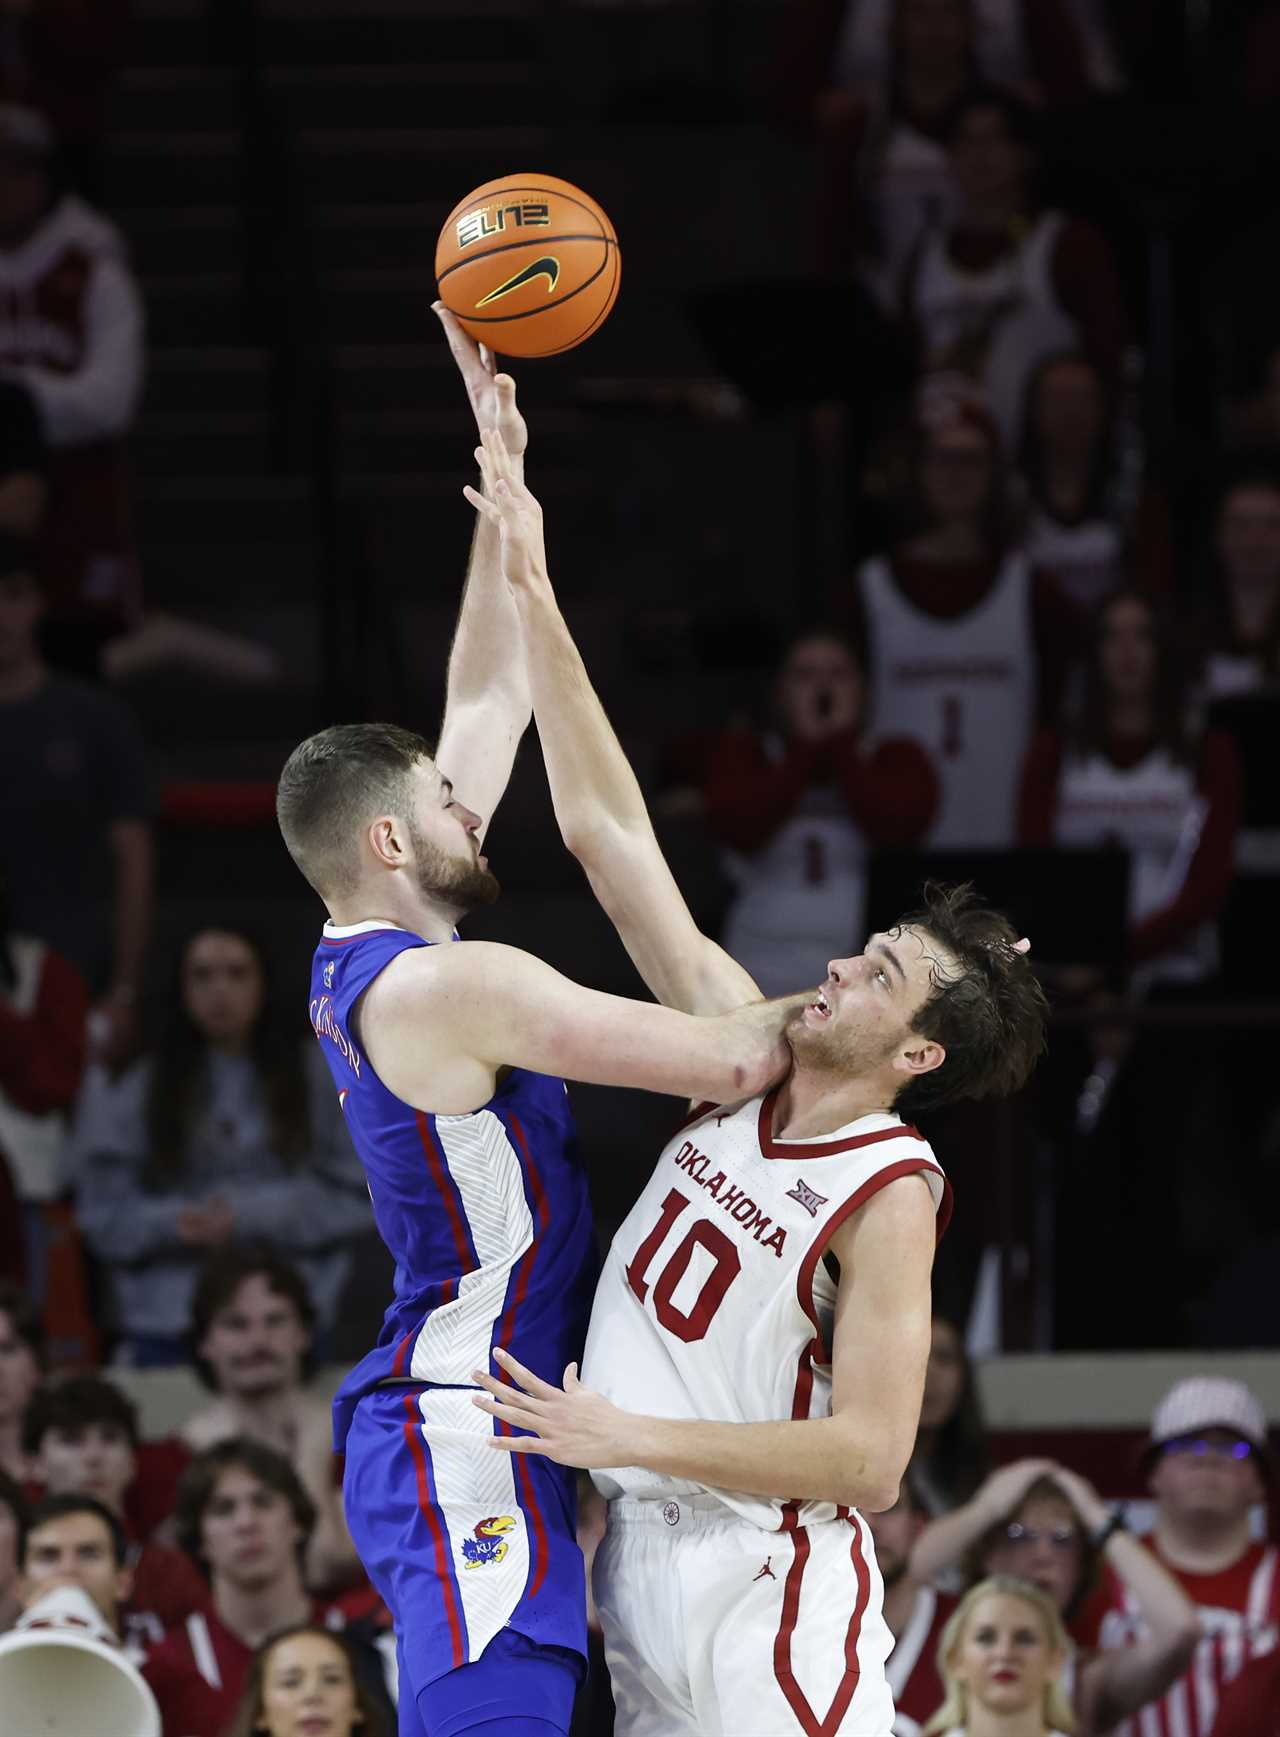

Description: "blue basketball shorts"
342 1384 588 1735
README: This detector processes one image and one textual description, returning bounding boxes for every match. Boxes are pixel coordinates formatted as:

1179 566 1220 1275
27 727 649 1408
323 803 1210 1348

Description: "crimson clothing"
144 1600 394 1737
1017 729 1242 967
0 937 86 1120
1210 1634 1280 1737
122 1539 208 1656
886 1586 954 1735
1095 1537 1280 1737
125 1435 191 1542
702 728 938 853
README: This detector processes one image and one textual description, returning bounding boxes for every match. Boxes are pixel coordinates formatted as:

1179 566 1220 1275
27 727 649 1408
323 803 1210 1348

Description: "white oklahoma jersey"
582 1090 951 1737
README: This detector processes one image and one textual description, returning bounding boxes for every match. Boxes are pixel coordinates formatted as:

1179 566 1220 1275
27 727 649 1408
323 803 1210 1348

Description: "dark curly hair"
22 1375 139 1457
894 882 1049 1119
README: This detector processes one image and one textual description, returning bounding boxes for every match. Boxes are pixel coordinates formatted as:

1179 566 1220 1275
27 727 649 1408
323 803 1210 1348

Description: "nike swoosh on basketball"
475 256 561 308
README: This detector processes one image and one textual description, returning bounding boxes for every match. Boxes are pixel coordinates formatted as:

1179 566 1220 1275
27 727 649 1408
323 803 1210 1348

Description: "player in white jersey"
462 431 1049 1737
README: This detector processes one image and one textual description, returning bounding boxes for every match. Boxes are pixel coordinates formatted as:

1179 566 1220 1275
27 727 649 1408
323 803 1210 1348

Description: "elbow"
855 1475 904 1515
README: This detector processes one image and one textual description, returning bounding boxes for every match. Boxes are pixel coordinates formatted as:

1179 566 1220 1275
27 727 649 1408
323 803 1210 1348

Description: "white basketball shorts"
593 1493 896 1737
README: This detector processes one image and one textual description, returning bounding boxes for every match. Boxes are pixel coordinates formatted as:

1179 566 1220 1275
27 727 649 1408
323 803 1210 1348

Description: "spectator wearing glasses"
1094 1376 1279 1737
911 1458 1198 1731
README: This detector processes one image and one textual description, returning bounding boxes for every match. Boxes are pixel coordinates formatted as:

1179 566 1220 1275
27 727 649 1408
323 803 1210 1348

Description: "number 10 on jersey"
625 1188 741 1343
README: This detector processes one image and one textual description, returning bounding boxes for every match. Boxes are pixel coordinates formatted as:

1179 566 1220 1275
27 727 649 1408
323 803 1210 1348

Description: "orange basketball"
435 173 620 358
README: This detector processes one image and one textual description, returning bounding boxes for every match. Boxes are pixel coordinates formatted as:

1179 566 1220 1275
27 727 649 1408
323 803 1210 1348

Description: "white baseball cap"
1150 1377 1269 1455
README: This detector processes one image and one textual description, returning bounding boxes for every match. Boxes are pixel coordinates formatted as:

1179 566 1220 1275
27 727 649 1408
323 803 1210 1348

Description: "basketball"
435 173 620 358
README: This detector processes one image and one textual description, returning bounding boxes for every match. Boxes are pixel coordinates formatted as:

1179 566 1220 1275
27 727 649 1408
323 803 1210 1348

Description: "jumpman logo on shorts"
753 1558 776 1582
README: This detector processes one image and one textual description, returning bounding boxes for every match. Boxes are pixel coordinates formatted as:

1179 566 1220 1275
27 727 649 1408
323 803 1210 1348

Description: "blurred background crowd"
0 0 1278 1733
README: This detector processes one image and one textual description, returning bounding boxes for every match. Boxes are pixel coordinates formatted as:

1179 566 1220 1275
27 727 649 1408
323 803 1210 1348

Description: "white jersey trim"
322 918 409 937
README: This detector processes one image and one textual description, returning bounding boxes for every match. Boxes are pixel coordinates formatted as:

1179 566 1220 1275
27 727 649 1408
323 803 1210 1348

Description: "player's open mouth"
810 990 832 1020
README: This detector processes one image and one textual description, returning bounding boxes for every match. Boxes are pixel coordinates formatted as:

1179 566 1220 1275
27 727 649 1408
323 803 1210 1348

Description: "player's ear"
367 814 407 871
896 1037 945 1079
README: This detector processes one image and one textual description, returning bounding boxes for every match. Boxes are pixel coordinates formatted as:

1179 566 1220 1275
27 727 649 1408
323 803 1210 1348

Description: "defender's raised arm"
464 429 763 1017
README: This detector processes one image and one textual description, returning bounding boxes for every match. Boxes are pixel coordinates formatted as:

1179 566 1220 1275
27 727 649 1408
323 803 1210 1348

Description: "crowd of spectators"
1 1270 1275 1736
0 3 1276 1735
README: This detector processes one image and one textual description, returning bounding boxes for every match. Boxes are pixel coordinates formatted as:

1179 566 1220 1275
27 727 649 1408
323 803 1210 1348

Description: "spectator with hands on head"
911 1457 1198 1731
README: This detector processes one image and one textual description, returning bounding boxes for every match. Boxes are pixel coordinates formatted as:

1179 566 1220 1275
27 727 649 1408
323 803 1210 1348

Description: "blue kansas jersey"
308 920 598 1691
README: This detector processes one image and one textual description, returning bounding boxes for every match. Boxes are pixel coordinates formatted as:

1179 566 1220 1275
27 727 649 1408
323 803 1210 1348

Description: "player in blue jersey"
274 312 799 1737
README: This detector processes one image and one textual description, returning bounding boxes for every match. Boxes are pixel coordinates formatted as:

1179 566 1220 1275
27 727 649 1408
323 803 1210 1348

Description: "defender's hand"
433 301 527 462
472 1348 636 1470
463 427 548 595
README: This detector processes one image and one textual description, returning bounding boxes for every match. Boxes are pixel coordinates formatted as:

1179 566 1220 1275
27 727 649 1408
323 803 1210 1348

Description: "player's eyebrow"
869 938 906 986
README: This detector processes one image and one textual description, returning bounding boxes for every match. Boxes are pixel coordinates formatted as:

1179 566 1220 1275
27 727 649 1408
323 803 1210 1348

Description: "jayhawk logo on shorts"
323 959 336 988
461 1515 516 1569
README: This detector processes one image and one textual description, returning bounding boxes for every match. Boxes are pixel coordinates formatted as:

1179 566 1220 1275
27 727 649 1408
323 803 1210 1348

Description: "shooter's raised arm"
432 306 531 844
465 429 762 1017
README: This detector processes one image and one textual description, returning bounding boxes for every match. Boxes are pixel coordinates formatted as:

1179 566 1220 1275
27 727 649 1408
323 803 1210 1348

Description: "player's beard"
408 816 501 911
786 1002 903 1078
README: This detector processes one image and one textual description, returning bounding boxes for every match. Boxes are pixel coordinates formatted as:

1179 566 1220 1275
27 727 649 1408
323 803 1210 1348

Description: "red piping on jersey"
772 1515 872 1735
672 1100 717 1137
757 1091 927 1160
415 1112 478 1276
391 1275 458 1379
777 1158 952 1534
494 1112 551 1600
401 1394 465 1669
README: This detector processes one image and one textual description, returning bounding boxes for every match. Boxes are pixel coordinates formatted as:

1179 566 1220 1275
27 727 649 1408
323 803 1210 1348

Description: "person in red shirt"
1093 1377 1279 1737
702 625 938 995
145 1437 393 1737
22 1373 207 1654
911 1457 1198 1732
0 875 88 1300
864 1476 956 1735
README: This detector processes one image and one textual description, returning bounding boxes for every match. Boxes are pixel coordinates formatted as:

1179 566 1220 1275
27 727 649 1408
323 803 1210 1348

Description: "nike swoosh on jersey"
475 256 561 308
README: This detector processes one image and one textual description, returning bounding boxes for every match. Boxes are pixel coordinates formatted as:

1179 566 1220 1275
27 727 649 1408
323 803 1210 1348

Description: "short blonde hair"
922 1575 1076 1736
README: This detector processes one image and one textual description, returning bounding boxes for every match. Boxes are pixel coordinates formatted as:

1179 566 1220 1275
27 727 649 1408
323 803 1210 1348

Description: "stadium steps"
104 129 244 207
262 65 541 129
119 205 246 280
290 127 550 207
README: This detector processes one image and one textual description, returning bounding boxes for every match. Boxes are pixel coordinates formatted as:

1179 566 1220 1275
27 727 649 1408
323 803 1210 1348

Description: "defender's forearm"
625 1411 899 1513
514 585 650 850
446 482 530 717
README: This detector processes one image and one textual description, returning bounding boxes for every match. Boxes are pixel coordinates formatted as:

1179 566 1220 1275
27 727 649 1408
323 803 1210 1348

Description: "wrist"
1092 1506 1128 1551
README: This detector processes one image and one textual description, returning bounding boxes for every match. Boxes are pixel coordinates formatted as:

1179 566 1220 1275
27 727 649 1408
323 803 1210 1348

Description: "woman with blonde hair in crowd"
923 1575 1075 1737
911 1460 1197 1732
224 1624 390 1737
